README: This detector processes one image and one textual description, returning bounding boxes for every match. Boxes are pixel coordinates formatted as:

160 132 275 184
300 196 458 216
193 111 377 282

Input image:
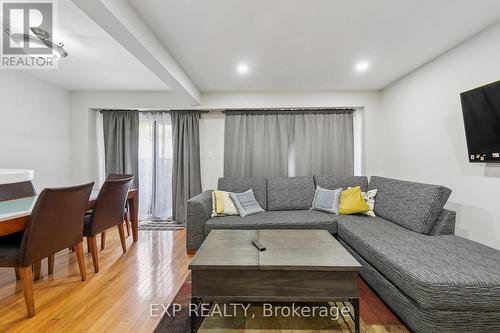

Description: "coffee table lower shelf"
190 270 360 333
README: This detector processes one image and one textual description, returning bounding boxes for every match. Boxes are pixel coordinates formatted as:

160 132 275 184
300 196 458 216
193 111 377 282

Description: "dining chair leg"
18 266 35 317
15 267 20 281
124 213 131 237
48 255 55 275
117 223 127 253
100 231 106 251
87 237 91 254
74 241 87 281
33 261 41 281
88 236 99 273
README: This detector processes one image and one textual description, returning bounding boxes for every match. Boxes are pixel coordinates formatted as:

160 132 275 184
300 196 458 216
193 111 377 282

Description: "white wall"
0 71 71 190
379 22 500 249
198 111 225 190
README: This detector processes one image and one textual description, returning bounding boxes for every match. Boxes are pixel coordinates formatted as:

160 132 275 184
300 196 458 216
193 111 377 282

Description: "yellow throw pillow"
348 187 378 217
339 186 370 215
211 190 239 217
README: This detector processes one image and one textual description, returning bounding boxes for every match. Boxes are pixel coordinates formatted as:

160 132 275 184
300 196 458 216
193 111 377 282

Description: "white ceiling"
21 1 169 91
129 0 500 92
12 0 500 93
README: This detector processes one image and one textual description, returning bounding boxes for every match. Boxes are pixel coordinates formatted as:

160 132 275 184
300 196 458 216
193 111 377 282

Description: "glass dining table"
0 188 139 241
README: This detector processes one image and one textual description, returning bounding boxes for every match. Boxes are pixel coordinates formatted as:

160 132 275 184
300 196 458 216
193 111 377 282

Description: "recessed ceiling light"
237 63 249 75
355 61 370 73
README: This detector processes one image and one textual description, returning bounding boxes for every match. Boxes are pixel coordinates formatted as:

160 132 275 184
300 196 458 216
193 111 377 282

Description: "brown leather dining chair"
84 177 133 273
0 182 94 317
85 174 133 252
106 173 134 240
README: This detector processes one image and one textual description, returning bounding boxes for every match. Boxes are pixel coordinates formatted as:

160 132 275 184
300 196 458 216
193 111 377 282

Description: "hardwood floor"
0 230 409 333
0 230 192 333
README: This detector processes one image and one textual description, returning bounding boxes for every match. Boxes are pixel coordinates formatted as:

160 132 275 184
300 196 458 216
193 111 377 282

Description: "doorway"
138 112 173 221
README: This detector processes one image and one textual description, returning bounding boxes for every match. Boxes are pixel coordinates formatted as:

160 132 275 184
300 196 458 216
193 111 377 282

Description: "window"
223 109 354 177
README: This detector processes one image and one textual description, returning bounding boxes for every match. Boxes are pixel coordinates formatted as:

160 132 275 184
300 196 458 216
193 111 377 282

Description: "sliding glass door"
138 112 173 220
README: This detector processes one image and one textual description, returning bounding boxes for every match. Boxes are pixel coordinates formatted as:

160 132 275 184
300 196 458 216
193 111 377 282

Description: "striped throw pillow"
230 189 265 217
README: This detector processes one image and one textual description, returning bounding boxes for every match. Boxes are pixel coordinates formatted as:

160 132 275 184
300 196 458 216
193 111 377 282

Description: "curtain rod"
222 107 355 112
98 109 209 113
97 108 357 113
221 107 357 113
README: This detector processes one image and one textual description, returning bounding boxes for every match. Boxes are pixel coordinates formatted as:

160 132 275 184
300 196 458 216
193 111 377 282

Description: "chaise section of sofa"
337 216 500 310
338 236 500 333
336 176 500 332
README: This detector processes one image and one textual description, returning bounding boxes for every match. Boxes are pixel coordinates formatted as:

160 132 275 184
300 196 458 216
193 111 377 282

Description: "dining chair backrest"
88 177 133 236
18 182 94 267
106 174 133 212
0 181 36 202
107 173 134 181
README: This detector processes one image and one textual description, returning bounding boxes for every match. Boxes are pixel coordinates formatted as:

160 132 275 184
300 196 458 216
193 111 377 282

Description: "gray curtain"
171 111 202 224
224 109 354 177
224 111 291 177
290 110 353 176
102 110 139 188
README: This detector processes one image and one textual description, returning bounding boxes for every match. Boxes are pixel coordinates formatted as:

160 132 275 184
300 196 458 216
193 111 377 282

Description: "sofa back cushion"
218 177 267 210
369 176 452 234
314 175 368 191
267 176 315 210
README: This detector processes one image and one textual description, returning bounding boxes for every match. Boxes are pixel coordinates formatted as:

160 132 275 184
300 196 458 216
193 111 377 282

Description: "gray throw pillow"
310 185 342 214
230 189 265 217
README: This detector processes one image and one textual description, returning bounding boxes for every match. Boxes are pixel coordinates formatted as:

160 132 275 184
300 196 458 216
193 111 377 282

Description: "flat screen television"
460 80 500 162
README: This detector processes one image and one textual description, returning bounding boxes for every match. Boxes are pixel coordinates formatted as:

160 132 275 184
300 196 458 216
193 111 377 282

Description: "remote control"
252 239 266 251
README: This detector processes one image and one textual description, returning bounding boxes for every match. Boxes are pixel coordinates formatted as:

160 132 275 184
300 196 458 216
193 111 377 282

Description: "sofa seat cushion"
368 176 451 234
205 210 337 236
336 216 500 310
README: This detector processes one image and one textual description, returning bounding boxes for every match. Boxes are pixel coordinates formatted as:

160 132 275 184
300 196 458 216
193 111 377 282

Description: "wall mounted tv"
460 80 500 163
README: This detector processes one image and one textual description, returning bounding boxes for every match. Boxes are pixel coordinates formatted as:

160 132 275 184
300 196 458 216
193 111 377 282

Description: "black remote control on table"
252 239 266 251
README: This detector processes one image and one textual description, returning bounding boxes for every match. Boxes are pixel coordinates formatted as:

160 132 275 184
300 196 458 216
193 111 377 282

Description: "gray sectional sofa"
186 175 500 333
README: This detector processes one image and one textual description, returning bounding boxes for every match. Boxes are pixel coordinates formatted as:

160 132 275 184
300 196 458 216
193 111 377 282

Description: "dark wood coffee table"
189 229 362 332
